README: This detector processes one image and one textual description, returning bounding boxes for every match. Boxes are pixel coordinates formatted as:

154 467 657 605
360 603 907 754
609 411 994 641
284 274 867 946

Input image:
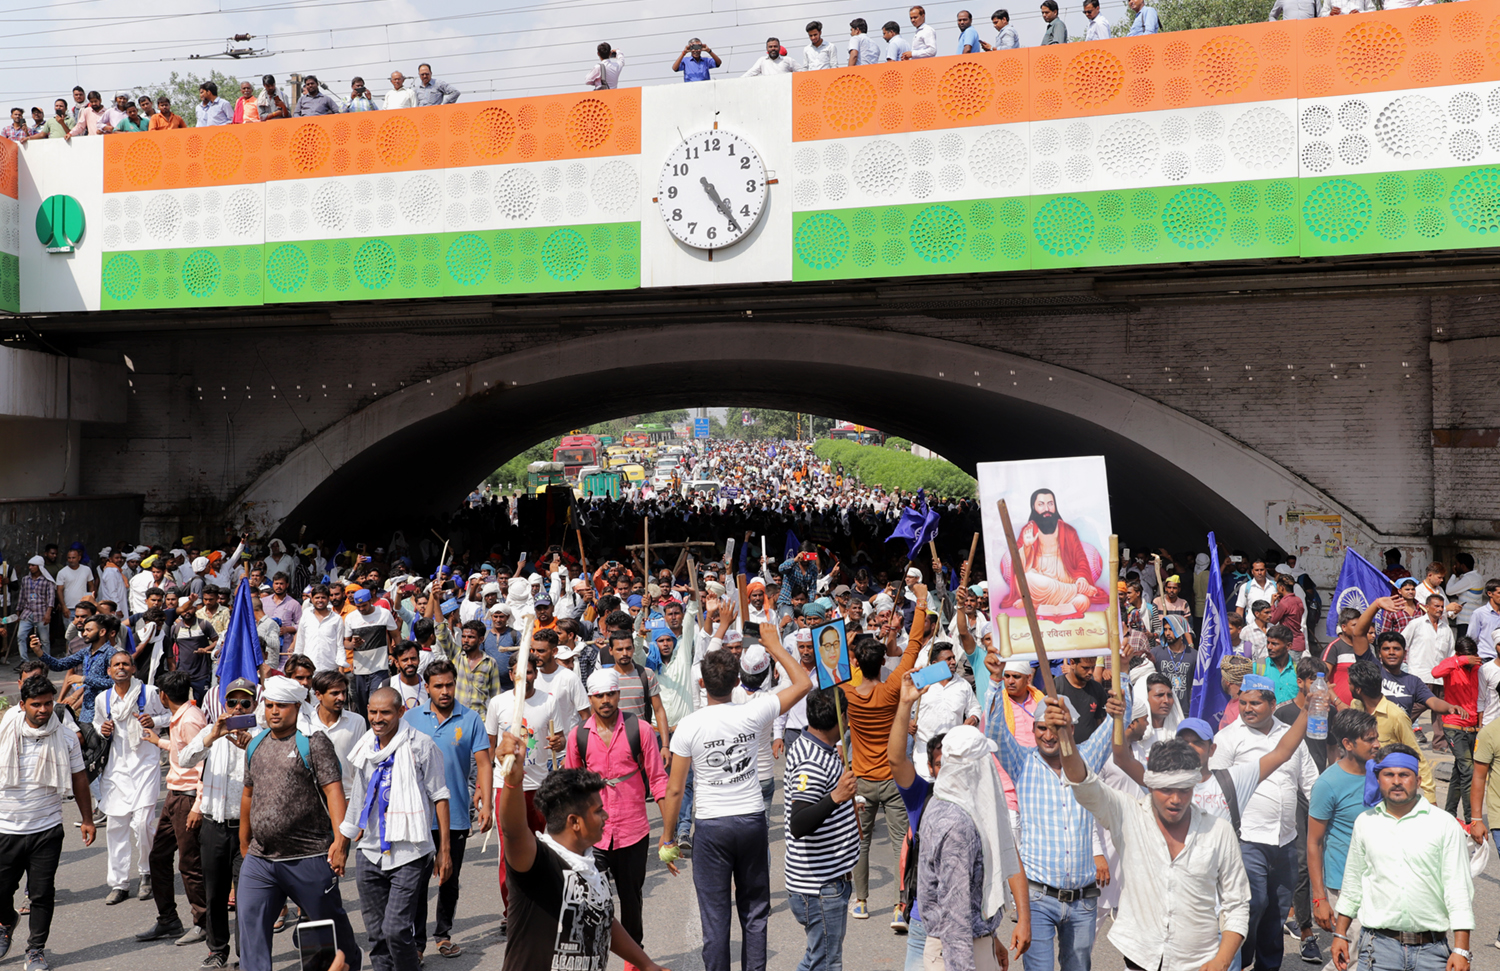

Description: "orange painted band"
102 89 641 194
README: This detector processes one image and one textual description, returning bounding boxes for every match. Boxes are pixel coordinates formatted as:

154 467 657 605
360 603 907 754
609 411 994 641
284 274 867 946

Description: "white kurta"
91 683 169 815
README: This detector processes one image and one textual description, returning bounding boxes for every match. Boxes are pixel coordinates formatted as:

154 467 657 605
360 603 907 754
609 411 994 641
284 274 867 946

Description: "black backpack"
572 711 650 791
1212 768 1242 839
899 789 932 921
82 689 147 782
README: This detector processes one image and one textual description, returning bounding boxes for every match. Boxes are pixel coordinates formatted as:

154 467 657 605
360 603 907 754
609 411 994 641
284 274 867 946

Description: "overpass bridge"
3 2 1500 582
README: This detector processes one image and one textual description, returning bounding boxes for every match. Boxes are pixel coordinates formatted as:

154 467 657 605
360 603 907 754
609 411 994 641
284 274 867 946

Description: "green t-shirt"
1308 762 1366 890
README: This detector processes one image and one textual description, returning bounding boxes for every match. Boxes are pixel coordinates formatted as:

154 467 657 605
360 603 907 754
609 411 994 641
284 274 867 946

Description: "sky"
3 0 1135 107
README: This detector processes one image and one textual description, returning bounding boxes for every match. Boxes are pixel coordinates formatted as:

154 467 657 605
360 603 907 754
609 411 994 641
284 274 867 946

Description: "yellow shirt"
1352 695 1435 803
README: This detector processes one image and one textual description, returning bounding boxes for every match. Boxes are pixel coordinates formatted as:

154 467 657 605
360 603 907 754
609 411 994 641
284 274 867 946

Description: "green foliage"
1113 0 1274 35
886 437 912 451
130 70 244 127
813 440 976 498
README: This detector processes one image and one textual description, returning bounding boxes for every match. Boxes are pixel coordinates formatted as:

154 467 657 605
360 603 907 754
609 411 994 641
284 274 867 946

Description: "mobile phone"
296 919 337 971
911 661 952 689
224 714 258 731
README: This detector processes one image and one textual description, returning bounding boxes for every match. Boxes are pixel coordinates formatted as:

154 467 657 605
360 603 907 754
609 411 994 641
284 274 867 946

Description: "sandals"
437 941 462 958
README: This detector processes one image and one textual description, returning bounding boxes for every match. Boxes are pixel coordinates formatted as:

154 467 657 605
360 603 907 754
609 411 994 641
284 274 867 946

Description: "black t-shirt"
1057 677 1111 743
173 617 218 682
503 841 613 971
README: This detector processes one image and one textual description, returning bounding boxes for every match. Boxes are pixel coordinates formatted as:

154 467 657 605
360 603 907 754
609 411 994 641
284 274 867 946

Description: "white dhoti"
106 804 156 890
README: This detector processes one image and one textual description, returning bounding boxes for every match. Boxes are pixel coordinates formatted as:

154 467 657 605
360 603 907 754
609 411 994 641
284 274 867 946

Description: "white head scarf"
932 725 1019 921
262 676 306 704
586 669 620 695
505 577 535 631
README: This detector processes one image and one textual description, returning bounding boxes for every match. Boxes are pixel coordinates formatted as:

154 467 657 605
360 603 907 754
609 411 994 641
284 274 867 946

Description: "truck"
552 435 600 477
525 461 569 492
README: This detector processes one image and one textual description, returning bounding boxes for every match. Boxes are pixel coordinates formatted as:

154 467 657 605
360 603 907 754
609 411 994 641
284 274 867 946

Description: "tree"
131 70 244 127
1113 0 1274 34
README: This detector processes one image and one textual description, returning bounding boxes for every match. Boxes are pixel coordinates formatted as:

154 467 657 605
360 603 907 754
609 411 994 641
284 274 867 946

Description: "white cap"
722 629 743 646
1004 660 1033 675
906 567 922 579
192 556 210 573
489 602 513 615
740 644 771 675
556 644 578 660
794 628 813 644
27 555 44 566
586 669 620 695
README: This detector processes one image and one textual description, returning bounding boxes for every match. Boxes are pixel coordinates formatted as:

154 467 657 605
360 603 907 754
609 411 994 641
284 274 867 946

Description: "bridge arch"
231 321 1370 551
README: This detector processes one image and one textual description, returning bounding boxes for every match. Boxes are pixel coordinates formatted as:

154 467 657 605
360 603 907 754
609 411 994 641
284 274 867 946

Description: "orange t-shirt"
840 634 923 781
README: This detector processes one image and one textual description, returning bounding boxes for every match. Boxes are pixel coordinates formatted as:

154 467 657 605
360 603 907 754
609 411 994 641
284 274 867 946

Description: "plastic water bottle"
1307 673 1330 740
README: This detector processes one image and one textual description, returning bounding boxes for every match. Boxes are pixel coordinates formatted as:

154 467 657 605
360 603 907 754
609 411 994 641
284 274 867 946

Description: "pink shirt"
1011 695 1039 747
166 702 208 792
564 713 668 850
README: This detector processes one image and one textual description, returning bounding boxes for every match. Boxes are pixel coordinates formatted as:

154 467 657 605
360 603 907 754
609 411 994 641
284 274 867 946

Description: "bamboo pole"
996 499 1072 755
1108 535 1124 746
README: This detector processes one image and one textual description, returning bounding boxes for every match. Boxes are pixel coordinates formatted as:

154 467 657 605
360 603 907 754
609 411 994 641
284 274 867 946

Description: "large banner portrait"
977 456 1112 659
810 618 851 689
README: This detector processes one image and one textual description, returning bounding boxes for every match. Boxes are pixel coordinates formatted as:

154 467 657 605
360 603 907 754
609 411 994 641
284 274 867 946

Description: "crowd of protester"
3 0 1450 142
0 436 1489 971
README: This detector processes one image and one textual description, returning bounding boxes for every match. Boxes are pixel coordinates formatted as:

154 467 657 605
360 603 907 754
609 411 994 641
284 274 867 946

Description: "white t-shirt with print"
486 689 558 791
670 693 780 819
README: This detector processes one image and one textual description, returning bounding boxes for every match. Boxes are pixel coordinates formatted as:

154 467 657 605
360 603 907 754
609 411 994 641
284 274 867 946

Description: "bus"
552 435 600 476
829 423 885 445
627 423 675 445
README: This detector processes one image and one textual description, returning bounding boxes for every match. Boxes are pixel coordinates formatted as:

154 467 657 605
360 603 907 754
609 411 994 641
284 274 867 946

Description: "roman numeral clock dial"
657 129 768 251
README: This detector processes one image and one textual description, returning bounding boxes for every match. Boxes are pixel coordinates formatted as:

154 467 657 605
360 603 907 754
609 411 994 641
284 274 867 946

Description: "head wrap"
1240 673 1276 696
1274 563 1294 576
626 595 643 608
1363 753 1422 807
481 582 501 598
1142 769 1202 790
1195 553 1210 572
1164 614 1191 642
192 556 210 573
740 644 771 676
586 669 620 695
705 581 727 598
746 578 766 592
802 601 828 620
932 727 1016 921
1004 660 1034 675
872 593 895 614
27 555 43 566
1220 655 1253 687
262 676 307 704
905 567 922 580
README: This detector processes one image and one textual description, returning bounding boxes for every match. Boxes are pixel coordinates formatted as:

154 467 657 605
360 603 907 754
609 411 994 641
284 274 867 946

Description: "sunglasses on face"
225 698 255 710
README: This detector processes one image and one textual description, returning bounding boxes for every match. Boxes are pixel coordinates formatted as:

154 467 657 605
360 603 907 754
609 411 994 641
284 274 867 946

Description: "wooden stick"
997 499 1074 756
1107 535 1124 746
575 528 587 573
832 687 864 841
737 574 750 635
498 615 535 776
642 517 650 584
959 533 980 591
623 541 717 552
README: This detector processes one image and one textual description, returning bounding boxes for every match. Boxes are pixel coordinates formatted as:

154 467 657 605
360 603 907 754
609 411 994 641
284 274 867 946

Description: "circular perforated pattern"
909 170 934 198
795 213 849 270
102 225 119 248
1336 21 1407 84
1098 118 1159 180
1064 49 1124 107
1338 100 1369 131
1098 225 1125 254
968 201 996 231
561 100 611 151
1447 91 1482 127
909 138 934 167
1227 183 1256 213
999 232 1025 260
1033 161 1060 192
1413 205 1445 239
1409 51 1441 84
1164 40 1191 70
144 196 181 241
1302 104 1332 137
1302 178 1371 244
1127 44 1154 73
1377 208 1405 239
266 244 309 293
1033 196 1093 257
494 169 539 220
853 140 908 196
470 107 517 159
374 117 418 166
124 140 162 187
1376 173 1406 205
1262 215 1292 246
1265 180 1294 211
1452 129 1483 162
1375 95 1446 160
442 234 490 286
1195 144 1224 175
851 239 877 267
795 181 819 207
447 173 467 199
289 124 331 173
540 197 562 221
590 159 637 214
825 173 849 201
937 132 965 160
1228 217 1257 247
1162 187 1226 249
104 197 121 221
1302 141 1333 173
102 254 140 301
1065 154 1092 182
938 62 994 120
203 131 242 181
1406 12 1439 46
1032 127 1059 156
352 239 394 289
823 142 848 171
1035 53 1062 83
967 129 1026 190
1454 49 1484 83
181 250 220 297
1161 114 1190 146
1097 192 1124 223
1450 167 1500 235
1414 171 1445 202
1129 223 1156 251
1195 111 1224 142
1194 35 1258 98
795 147 819 175
399 175 441 225
1338 134 1369 166
1229 106 1294 171
877 69 903 99
1162 151 1190 182
912 102 938 129
853 210 877 237
823 75 877 132
882 238 905 264
312 181 353 232
909 205 965 263
446 202 467 227
881 208 907 235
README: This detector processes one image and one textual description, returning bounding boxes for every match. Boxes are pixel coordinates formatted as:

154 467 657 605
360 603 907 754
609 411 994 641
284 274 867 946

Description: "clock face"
657 129 768 250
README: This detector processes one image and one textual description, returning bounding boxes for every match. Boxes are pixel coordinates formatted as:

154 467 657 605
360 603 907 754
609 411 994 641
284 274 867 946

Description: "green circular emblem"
36 194 86 253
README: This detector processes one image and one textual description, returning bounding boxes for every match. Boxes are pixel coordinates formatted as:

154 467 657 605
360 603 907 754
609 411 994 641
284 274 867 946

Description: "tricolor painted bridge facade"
3 3 1500 585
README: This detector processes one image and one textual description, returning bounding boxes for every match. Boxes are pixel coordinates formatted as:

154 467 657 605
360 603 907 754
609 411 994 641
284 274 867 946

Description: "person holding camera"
672 38 720 82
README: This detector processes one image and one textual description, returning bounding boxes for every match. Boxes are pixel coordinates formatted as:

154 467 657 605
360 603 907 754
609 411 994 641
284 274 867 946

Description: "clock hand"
698 176 742 233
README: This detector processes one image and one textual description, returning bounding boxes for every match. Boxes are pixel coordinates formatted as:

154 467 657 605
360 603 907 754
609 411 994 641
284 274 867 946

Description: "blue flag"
784 529 802 563
213 579 264 718
887 489 941 559
1190 533 1234 724
1325 548 1394 637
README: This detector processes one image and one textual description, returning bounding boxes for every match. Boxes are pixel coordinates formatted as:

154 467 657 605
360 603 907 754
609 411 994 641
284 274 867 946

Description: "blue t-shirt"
677 55 714 82
897 775 931 921
1307 764 1366 890
1380 668 1433 715
957 26 981 54
407 703 490 831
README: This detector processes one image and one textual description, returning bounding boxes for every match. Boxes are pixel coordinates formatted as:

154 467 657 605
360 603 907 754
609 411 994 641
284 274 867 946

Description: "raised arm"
1257 704 1308 782
765 622 812 714
496 731 537 872
888 673 921 788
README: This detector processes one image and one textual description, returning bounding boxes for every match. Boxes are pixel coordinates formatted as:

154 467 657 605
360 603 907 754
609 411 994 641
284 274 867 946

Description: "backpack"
572 712 650 791
83 689 149 782
246 728 313 774
1211 768 1241 839
899 788 932 921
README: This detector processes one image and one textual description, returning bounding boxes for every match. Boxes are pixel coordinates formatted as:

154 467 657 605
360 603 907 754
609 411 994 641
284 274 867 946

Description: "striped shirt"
612 664 659 723
988 693 1117 890
782 733 859 894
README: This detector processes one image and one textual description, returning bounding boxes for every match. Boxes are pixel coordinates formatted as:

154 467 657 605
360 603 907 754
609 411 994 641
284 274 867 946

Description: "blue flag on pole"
212 579 264 718
784 529 801 563
1324 548 1395 638
1190 533 1234 724
887 489 941 559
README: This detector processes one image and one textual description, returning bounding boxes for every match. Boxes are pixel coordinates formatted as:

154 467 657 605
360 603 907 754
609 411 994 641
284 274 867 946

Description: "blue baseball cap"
1176 717 1215 742
349 589 372 605
440 597 460 616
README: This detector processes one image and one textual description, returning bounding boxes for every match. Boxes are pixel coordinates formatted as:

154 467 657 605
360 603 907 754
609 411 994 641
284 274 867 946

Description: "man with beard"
1007 490 1106 618
374 641 428 711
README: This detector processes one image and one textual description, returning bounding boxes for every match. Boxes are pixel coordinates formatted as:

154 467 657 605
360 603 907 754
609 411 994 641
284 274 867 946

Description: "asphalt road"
29 750 1500 971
